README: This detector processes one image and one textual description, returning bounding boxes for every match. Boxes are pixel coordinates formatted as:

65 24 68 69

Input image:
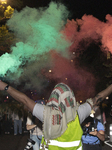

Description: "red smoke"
45 14 112 101
44 51 96 102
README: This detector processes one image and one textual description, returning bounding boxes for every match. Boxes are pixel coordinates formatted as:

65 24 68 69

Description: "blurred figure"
95 105 107 129
26 114 43 150
3 109 12 134
94 106 102 121
26 100 44 150
12 111 23 135
23 108 28 133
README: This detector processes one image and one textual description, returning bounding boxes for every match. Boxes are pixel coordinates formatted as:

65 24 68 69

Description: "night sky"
22 0 112 21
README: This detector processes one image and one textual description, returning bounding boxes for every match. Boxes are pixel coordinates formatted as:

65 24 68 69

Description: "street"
0 132 112 150
0 132 31 150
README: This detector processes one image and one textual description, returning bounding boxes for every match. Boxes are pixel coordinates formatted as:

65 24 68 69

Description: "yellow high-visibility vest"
40 115 83 150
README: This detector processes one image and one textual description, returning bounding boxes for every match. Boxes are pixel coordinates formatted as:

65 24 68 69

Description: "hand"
92 95 103 107
93 84 112 107
89 129 97 136
90 130 105 141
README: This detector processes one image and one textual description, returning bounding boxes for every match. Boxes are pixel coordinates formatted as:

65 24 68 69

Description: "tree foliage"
0 25 15 54
4 5 14 18
0 4 5 19
0 2 15 55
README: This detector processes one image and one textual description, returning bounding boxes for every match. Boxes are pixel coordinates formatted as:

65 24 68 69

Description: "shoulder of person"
94 118 103 128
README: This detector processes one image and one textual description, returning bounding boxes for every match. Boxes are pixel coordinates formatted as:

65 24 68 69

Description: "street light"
0 0 7 17
49 70 52 73
0 0 7 4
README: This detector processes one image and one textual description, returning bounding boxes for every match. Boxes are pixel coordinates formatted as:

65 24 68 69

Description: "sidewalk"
0 132 32 150
0 133 112 150
0 130 112 150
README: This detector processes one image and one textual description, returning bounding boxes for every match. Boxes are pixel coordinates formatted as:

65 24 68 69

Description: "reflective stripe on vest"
49 140 80 147
77 146 82 150
40 146 82 150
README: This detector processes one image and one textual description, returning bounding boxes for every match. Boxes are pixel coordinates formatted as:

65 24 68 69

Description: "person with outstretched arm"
0 80 112 150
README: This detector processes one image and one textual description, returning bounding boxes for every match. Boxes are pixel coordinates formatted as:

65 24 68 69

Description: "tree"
4 5 14 18
0 4 5 19
0 24 15 54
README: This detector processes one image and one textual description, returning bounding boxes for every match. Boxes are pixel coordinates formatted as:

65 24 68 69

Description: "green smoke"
0 53 21 76
0 2 71 78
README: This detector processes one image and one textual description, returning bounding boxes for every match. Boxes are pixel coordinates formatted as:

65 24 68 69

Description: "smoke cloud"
0 2 70 77
0 2 111 101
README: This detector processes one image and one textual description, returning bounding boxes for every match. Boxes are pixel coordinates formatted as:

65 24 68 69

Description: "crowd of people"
0 100 45 150
0 109 26 135
0 81 112 150
0 106 107 150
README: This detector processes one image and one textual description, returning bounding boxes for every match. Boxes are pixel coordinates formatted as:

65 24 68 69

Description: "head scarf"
43 83 78 139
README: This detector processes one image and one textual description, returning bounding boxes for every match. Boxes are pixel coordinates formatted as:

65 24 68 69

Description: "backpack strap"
94 118 100 129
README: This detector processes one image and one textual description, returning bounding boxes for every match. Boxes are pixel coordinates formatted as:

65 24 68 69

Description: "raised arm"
78 84 112 123
93 84 112 106
0 80 112 116
0 80 36 112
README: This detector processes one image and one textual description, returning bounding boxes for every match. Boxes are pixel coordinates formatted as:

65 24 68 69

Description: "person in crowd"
26 113 43 150
81 116 105 150
12 111 23 135
0 80 112 150
94 106 102 121
26 100 44 150
23 108 28 133
3 109 12 134
94 105 107 129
